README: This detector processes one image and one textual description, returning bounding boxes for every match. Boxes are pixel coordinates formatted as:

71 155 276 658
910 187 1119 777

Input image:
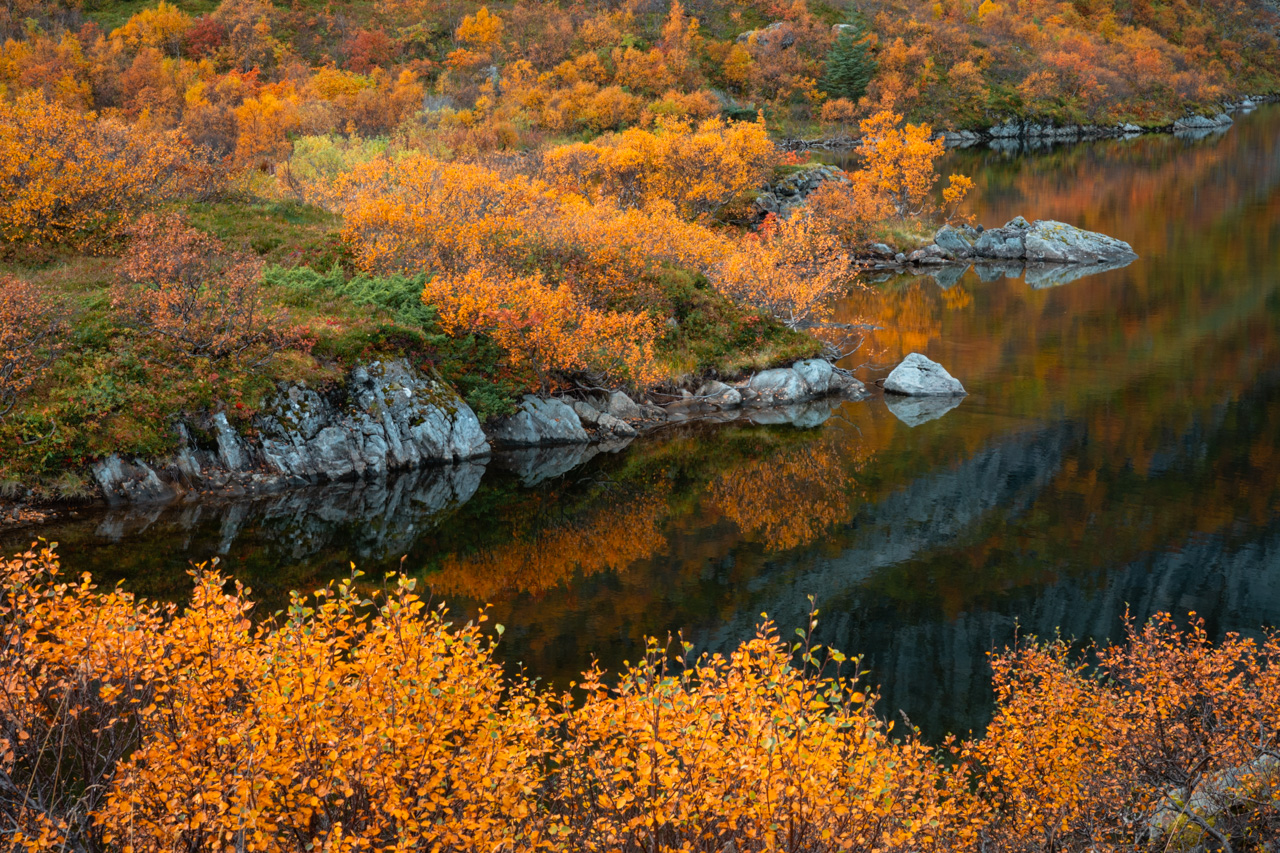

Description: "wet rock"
869 242 897 257
1173 114 1222 130
934 225 975 258
696 380 743 409
885 395 965 427
606 390 644 421
884 353 967 397
1023 220 1138 264
908 244 951 265
744 367 812 405
490 396 590 447
791 359 834 395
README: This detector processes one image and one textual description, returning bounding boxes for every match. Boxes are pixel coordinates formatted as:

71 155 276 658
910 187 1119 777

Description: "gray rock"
696 380 743 409
571 400 601 426
744 368 812 405
974 227 1026 259
884 353 966 397
869 242 897 257
606 390 644 420
1213 112 1232 125
1121 123 1142 133
92 455 176 504
639 403 669 421
908 244 951 265
885 395 964 427
934 225 974 257
1023 220 1138 264
596 411 639 438
490 395 590 447
1005 215 1031 229
1173 114 1220 130
791 359 834 395
213 413 250 472
894 252 907 264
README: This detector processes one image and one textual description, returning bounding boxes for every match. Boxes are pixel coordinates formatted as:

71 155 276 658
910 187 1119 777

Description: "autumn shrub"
542 116 777 219
0 276 67 419
424 264 663 390
852 110 972 222
0 93 188 250
968 615 1280 852
112 214 308 366
712 212 857 333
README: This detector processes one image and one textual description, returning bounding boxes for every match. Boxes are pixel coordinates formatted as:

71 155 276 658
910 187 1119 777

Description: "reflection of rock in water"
495 440 633 486
748 398 843 429
929 264 969 289
92 461 486 563
1024 257 1133 288
885 395 964 427
974 261 1024 282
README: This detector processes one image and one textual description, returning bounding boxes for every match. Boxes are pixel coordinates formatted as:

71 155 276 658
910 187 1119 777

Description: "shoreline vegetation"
3 543 1279 851
1 0 1278 505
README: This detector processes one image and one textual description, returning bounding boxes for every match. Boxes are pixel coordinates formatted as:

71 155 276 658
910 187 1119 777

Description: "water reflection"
8 106 1280 740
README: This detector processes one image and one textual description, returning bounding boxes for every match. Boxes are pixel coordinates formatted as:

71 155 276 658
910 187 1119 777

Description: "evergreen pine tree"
821 13 876 102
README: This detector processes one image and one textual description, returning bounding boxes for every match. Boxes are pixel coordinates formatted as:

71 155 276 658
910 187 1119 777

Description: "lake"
8 104 1280 740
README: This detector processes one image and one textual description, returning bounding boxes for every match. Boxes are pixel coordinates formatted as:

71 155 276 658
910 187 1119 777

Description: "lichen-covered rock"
258 360 489 480
934 225 975 258
884 353 967 397
973 227 1026 259
606 390 644 421
596 411 639 437
490 396 590 446
1023 220 1138 264
92 455 176 504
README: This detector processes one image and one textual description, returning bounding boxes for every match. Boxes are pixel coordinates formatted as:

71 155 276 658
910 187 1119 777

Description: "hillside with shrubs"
0 0 1276 496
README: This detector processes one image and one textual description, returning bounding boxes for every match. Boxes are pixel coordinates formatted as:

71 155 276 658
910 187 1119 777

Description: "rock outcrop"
489 396 590 447
739 359 866 407
753 164 846 219
884 353 967 397
93 359 490 504
925 218 1137 266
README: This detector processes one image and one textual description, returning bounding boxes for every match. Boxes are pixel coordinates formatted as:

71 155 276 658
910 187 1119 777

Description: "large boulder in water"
1023 220 1138 264
884 353 967 397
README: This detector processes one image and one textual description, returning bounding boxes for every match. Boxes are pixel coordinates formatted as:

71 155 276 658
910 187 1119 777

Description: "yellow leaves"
455 7 503 47
110 1 193 56
0 92 188 249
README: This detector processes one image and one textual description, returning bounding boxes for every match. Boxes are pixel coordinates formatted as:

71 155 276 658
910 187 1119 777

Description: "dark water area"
8 106 1280 740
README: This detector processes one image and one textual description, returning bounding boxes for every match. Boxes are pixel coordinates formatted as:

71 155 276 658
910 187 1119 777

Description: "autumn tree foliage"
0 276 66 418
0 93 186 249
112 214 306 365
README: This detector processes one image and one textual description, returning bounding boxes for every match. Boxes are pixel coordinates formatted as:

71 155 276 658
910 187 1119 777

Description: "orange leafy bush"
0 276 66 418
712 212 856 330
112 214 308 366
5 545 1280 853
0 93 187 249
542 116 777 219
424 265 663 389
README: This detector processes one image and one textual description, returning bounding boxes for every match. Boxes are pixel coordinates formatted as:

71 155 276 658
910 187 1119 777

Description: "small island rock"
884 353 967 397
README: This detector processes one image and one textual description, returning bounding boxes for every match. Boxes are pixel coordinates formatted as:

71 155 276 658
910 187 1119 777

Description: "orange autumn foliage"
543 116 776 219
0 93 187 249
712 211 855 331
3 545 1280 852
112 214 307 366
0 276 66 418
424 265 663 389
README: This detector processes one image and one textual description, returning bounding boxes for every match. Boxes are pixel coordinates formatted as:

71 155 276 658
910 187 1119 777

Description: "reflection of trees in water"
426 486 672 600
707 441 866 552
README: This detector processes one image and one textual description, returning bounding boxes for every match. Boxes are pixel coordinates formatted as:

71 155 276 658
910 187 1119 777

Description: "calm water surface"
9 107 1280 738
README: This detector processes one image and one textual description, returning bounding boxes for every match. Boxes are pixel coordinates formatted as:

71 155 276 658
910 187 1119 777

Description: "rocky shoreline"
778 94 1279 152
11 357 869 509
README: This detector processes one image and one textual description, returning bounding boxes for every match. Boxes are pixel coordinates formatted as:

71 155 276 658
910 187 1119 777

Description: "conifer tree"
821 13 876 102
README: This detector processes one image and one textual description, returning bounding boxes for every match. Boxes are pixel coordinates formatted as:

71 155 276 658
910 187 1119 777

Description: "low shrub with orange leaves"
8 544 1275 853
0 275 67 419
111 214 309 367
0 93 189 250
